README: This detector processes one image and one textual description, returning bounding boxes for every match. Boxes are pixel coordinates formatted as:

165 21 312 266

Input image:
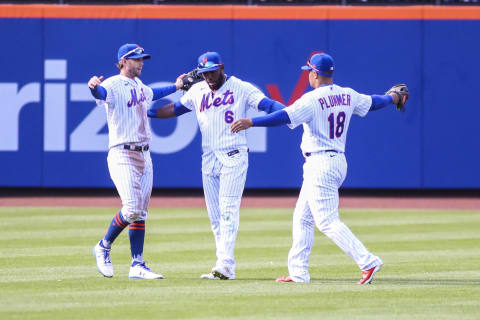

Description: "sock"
129 220 145 266
102 211 129 248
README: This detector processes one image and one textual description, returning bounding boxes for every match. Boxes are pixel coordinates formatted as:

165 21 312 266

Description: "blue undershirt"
257 97 286 113
152 85 176 101
90 85 107 100
174 101 191 116
370 94 393 111
251 97 289 126
89 84 177 101
251 110 291 127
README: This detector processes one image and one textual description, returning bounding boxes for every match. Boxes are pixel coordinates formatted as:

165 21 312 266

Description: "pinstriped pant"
107 146 153 223
202 155 248 277
288 152 382 282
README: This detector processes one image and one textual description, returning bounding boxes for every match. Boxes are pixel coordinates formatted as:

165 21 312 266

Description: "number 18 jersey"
285 84 372 154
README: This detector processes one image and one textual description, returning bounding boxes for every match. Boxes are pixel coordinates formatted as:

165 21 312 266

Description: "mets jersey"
286 84 372 154
180 75 265 168
96 75 154 149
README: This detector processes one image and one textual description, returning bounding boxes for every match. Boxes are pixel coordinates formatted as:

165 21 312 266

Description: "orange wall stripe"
136 5 234 19
423 6 480 19
43 5 137 19
0 4 43 18
233 6 328 20
328 6 424 20
0 4 480 20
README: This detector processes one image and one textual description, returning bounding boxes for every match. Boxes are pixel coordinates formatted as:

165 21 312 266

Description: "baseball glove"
386 84 409 112
181 68 203 91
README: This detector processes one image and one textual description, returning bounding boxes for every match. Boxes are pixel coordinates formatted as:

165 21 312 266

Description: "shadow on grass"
316 278 480 286
233 278 480 286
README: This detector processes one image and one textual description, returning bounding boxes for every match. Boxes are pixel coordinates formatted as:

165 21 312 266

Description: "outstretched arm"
147 101 191 119
369 94 394 111
88 75 107 100
257 97 287 114
370 90 407 111
230 109 291 133
151 74 186 101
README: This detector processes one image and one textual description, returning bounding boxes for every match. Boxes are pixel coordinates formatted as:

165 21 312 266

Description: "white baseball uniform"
96 75 154 223
284 84 383 282
180 75 265 278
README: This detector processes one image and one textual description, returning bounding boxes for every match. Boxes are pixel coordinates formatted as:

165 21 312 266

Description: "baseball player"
148 51 286 280
89 43 185 279
230 52 409 284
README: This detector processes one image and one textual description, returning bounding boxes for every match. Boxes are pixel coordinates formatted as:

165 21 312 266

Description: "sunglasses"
121 47 145 60
306 60 320 73
199 61 221 69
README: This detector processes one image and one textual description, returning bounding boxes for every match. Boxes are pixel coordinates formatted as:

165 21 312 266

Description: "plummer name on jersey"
318 94 351 110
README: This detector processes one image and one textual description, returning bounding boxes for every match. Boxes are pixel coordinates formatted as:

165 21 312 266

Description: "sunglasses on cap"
306 60 320 73
199 61 221 69
121 47 145 60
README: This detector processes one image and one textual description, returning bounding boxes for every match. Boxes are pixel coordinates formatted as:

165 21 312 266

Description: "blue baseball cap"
117 43 151 62
301 53 334 77
197 52 223 74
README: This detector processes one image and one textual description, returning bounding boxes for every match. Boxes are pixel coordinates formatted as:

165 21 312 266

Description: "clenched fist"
88 75 104 89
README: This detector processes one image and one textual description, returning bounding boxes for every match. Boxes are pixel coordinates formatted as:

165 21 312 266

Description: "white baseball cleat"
93 241 114 278
201 266 235 280
200 272 221 280
128 262 164 279
212 266 235 280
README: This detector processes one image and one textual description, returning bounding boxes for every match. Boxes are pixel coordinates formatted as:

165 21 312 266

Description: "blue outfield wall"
0 17 478 189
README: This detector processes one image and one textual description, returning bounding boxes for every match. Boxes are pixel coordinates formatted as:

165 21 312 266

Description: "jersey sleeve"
98 77 115 106
179 87 195 111
243 81 266 111
285 95 314 129
351 89 372 117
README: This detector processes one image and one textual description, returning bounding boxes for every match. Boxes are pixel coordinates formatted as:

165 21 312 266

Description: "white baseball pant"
288 152 382 282
107 145 153 223
202 155 248 278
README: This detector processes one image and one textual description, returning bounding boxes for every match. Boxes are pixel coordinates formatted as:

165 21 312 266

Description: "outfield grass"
0 207 479 319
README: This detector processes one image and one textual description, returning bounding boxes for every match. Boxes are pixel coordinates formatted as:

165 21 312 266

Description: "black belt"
124 144 149 152
227 149 249 157
305 150 338 157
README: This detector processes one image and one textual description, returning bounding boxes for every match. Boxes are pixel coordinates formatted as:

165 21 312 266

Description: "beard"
207 75 225 91
131 67 141 78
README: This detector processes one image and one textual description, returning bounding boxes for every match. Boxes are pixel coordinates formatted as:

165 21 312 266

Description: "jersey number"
327 112 346 139
225 110 234 124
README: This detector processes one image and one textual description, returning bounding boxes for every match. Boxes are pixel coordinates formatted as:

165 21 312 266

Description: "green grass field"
0 206 479 319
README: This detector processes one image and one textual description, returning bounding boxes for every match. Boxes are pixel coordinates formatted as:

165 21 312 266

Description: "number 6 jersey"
285 84 372 154
180 75 265 170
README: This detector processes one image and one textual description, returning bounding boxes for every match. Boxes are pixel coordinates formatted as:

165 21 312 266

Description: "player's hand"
88 76 104 89
230 119 253 133
175 74 188 90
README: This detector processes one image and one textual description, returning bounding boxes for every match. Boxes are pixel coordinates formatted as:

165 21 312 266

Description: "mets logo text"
200 90 234 112
127 88 147 107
